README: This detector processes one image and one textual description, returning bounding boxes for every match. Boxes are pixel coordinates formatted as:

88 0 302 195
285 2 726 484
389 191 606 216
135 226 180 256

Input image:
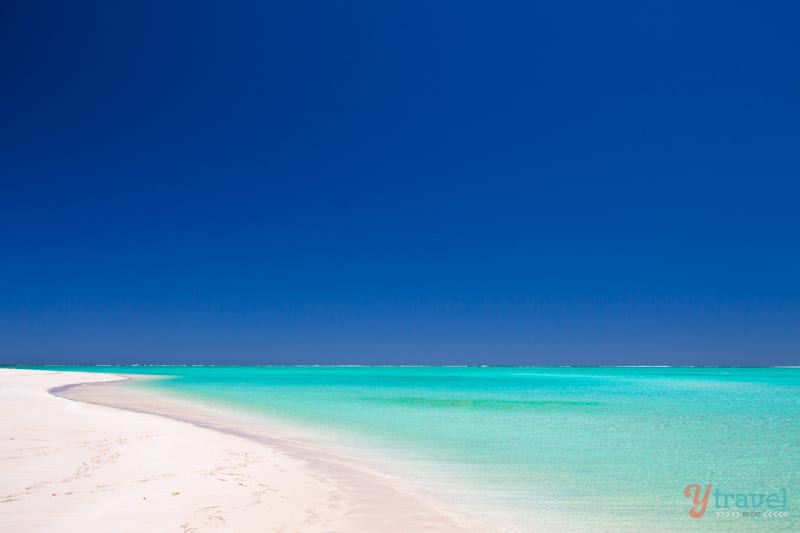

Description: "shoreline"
0 368 489 532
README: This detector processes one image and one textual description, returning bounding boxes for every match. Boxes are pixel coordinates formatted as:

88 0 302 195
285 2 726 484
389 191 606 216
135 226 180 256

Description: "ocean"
36 366 800 531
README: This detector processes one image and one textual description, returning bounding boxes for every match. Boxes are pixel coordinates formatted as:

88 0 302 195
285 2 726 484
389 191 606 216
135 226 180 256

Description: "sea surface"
31 366 800 531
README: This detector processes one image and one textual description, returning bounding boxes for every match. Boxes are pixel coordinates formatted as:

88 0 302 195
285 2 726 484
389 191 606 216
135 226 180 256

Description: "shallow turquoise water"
29 366 800 531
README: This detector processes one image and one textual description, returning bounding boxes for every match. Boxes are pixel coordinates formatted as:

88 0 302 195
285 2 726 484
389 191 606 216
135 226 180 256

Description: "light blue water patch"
28 366 800 531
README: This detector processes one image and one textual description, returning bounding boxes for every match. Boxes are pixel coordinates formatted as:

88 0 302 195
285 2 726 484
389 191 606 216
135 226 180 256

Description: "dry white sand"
0 369 485 532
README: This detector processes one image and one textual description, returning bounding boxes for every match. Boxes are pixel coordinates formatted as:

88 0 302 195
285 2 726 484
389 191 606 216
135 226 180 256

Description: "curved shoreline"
1 368 489 532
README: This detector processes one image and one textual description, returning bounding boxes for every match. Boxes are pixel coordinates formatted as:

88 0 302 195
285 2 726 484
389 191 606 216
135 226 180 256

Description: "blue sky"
1 1 798 365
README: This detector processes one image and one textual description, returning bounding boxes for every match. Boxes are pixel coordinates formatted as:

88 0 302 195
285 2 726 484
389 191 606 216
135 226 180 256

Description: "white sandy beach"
0 369 482 533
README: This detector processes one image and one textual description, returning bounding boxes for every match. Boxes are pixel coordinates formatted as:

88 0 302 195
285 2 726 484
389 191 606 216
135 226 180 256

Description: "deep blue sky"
1 1 798 365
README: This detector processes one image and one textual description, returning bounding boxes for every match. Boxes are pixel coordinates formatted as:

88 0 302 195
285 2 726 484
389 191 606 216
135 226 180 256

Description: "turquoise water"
32 366 800 531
